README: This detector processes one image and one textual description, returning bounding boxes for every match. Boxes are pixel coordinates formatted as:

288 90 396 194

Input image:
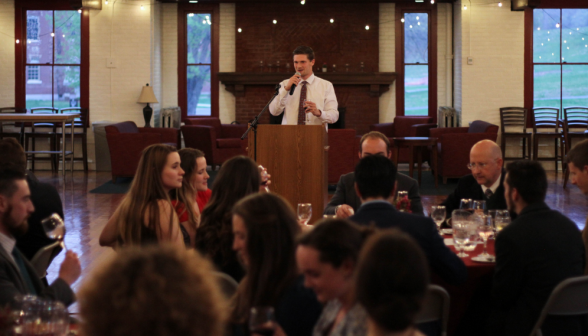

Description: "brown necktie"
485 189 493 199
297 81 308 125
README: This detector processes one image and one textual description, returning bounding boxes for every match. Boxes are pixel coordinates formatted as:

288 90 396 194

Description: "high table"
433 236 496 336
391 137 438 188
0 113 79 176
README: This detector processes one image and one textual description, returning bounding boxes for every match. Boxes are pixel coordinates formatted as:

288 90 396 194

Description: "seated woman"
296 219 374 336
231 193 322 336
171 148 210 248
99 144 185 247
356 230 429 336
78 245 227 336
195 155 260 282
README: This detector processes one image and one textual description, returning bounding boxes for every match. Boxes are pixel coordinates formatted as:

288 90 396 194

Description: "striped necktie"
297 81 308 125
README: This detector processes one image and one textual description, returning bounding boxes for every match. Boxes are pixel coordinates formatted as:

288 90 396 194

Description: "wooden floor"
35 170 588 311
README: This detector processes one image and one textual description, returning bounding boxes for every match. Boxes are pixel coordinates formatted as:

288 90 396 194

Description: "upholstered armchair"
328 129 358 184
105 121 180 183
181 118 247 169
430 120 499 183
370 116 437 163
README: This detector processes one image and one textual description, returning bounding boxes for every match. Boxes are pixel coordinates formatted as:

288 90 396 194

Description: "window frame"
395 3 438 121
178 3 219 120
15 0 89 111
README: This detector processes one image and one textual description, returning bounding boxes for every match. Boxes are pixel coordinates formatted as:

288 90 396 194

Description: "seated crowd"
0 134 587 336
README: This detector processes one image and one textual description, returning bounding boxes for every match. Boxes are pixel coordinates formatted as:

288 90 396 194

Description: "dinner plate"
471 255 496 263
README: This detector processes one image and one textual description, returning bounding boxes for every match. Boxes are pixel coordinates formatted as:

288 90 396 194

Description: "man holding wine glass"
269 46 339 127
0 168 80 307
489 161 584 336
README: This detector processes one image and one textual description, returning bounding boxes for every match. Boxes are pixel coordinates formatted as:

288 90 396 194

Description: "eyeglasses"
467 162 491 170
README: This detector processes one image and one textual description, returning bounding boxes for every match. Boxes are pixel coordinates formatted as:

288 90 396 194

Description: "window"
395 5 437 119
532 9 588 112
178 4 219 119
27 65 40 83
27 16 39 41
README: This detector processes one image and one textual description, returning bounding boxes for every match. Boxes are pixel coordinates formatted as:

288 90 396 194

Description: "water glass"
41 213 66 250
464 214 481 251
430 205 446 234
487 210 498 238
476 215 495 260
459 199 473 211
494 210 511 235
297 203 312 225
249 306 276 336
452 210 472 258
472 200 487 216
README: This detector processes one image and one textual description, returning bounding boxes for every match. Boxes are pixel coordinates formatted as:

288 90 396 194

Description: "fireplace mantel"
218 72 396 97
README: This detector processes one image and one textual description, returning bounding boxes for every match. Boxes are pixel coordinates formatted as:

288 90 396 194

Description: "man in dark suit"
349 155 467 285
441 140 507 217
0 168 80 307
324 131 423 217
565 139 588 274
489 161 585 336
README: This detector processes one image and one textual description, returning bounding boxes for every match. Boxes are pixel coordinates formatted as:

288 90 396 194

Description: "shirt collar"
481 173 502 194
359 199 390 208
0 232 16 258
302 73 315 85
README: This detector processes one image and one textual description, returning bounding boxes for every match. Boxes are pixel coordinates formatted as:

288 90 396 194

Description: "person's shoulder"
313 75 333 86
397 172 417 185
341 172 355 183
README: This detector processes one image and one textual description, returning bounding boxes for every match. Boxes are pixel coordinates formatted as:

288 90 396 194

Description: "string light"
105 0 108 4
548 31 550 34
189 0 198 2
15 39 19 44
418 22 420 25
431 0 435 3
410 25 413 28
365 25 369 30
238 28 242 33
27 40 31 44
301 0 305 4
188 13 194 17
463 4 467 10
537 27 540 31
577 28 580 31
416 16 419 20
62 34 65 37
548 38 550 41
556 23 560 28
401 18 405 23
570 32 572 35
273 19 277 24
541 43 543 46
50 32 55 37
498 2 502 6
78 9 82 13
141 5 144 10
330 18 334 23
564 40 567 43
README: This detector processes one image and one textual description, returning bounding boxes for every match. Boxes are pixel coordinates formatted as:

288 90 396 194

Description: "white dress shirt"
481 173 502 196
269 73 339 127
0 232 17 265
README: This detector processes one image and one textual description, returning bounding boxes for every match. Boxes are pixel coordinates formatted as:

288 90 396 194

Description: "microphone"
289 72 301 96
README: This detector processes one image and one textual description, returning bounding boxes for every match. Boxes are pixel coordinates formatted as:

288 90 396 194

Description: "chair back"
415 285 450 336
60 107 89 131
394 116 433 137
105 121 139 134
185 118 222 136
564 107 588 132
211 271 239 299
30 107 59 128
30 241 63 279
500 107 528 134
468 120 499 134
532 107 561 133
529 275 588 336
0 107 27 114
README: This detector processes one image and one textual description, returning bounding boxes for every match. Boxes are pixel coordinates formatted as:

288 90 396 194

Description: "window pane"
187 65 211 116
563 65 588 108
26 66 53 109
534 65 561 110
533 9 560 63
55 11 81 64
404 13 428 64
54 66 80 108
27 11 53 64
405 65 428 116
187 13 211 64
562 9 588 63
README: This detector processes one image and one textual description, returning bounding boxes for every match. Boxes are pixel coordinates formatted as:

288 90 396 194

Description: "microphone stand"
241 84 281 161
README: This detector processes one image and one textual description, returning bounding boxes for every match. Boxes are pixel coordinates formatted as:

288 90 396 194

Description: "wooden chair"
562 107 588 188
0 107 27 144
499 107 531 160
60 107 89 171
415 285 450 336
25 107 59 172
532 107 565 173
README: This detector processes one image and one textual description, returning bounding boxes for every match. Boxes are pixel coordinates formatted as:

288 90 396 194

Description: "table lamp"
138 83 158 127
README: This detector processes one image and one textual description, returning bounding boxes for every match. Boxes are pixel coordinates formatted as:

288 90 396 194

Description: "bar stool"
532 107 565 173
25 107 59 172
0 107 27 145
500 107 531 160
60 107 89 171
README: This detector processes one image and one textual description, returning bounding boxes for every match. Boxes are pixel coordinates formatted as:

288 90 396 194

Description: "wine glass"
452 210 471 258
494 210 511 235
487 210 498 239
41 213 66 250
459 199 473 212
249 306 276 336
297 203 312 226
430 205 446 234
475 215 495 261
472 200 487 216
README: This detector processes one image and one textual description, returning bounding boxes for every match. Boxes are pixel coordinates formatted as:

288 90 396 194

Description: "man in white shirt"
0 168 80 306
269 46 338 126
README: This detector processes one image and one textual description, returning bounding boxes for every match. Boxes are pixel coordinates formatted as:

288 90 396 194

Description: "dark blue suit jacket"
350 201 467 285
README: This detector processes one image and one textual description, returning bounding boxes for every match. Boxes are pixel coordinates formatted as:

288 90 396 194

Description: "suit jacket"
441 171 508 217
324 172 424 216
0 246 74 307
490 202 585 336
349 202 467 285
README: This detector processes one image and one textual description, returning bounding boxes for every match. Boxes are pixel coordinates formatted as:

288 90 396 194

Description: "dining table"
0 112 79 177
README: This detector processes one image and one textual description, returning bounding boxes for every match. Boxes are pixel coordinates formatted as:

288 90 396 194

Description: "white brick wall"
152 1 163 126
454 0 463 115
0 0 15 107
219 3 236 123
437 3 452 109
161 3 178 108
379 3 395 123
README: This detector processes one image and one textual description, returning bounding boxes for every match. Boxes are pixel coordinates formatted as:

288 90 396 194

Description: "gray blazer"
324 172 424 216
0 246 74 307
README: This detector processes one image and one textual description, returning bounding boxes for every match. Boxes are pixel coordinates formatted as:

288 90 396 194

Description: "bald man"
441 140 507 217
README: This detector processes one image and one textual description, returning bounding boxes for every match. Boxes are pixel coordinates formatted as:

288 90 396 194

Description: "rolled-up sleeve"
318 82 338 124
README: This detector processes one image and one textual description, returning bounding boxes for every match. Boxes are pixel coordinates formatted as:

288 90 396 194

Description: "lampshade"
138 84 158 104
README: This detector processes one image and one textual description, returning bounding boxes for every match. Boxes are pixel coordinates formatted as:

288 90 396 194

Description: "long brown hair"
230 193 301 324
173 148 205 230
116 144 177 245
195 156 260 264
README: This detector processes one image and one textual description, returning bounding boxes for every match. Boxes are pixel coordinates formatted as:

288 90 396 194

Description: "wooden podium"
249 125 328 224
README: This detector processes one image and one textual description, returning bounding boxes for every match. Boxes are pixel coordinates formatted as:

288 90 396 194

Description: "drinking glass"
430 205 446 234
41 213 66 250
297 203 312 225
464 214 481 251
472 200 487 216
249 306 276 336
476 215 495 260
452 210 471 257
494 210 511 235
487 210 498 239
303 99 313 124
459 199 473 211
396 191 410 212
